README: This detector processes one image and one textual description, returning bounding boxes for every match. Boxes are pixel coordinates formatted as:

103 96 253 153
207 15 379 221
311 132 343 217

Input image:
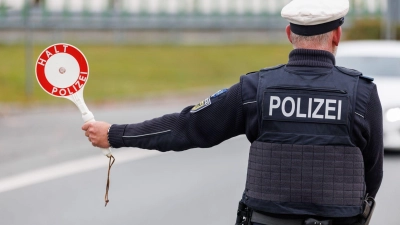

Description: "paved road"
0 100 399 225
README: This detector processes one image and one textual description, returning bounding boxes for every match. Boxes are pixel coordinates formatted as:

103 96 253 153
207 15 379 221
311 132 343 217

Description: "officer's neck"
287 48 336 68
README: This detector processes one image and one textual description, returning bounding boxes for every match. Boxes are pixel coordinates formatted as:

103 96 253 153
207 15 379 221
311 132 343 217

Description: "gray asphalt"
0 99 399 225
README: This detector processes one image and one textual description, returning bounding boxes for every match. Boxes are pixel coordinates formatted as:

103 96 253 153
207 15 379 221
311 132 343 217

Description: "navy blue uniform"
108 49 383 223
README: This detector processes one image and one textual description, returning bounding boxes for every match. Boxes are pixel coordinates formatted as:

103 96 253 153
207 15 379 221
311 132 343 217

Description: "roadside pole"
386 0 399 40
24 0 34 98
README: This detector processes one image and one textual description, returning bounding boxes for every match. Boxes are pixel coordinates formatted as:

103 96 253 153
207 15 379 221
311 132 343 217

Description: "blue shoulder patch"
210 89 228 99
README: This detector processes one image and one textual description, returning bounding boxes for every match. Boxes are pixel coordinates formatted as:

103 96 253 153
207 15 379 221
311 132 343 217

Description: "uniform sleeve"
355 84 384 198
108 83 245 152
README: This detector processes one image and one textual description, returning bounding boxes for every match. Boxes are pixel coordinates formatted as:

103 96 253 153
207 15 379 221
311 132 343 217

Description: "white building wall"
1 0 24 11
0 0 386 14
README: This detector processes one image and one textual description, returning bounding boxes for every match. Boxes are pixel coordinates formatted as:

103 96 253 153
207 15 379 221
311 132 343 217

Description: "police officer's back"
82 0 383 224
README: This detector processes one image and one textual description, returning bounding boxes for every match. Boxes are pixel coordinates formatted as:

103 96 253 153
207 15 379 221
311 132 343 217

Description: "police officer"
82 0 383 224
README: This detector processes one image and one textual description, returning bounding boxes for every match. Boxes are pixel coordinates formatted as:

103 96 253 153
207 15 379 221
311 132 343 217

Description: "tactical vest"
242 65 366 218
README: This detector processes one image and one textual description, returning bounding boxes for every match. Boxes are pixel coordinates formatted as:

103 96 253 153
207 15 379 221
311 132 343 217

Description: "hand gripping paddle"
35 43 115 206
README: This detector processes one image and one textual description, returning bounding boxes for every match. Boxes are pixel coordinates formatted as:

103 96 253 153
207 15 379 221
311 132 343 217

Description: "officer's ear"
286 25 293 44
332 27 342 47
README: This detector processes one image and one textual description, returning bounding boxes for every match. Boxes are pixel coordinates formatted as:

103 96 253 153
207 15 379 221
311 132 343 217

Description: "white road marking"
0 149 163 194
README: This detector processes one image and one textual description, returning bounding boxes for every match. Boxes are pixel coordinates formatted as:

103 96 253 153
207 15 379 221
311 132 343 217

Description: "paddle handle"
73 95 112 158
86 117 113 158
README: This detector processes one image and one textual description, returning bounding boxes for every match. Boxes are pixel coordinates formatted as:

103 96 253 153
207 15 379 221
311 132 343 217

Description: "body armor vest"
242 65 366 218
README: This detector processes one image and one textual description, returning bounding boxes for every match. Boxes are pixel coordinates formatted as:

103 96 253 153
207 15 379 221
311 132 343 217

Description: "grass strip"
0 44 292 104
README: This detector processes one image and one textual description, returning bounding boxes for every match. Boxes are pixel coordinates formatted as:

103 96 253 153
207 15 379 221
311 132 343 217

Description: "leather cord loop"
105 155 115 207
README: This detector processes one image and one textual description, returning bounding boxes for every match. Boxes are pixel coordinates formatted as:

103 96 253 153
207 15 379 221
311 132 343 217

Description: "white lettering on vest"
312 98 324 119
282 97 295 117
325 99 336 120
308 98 312 118
296 98 306 118
269 96 281 116
268 96 343 121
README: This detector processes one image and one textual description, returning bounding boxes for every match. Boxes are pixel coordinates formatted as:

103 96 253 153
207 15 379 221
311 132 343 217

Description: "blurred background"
0 0 399 224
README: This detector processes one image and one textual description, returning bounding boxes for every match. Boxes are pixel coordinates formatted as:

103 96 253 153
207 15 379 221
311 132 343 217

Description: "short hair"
290 31 333 47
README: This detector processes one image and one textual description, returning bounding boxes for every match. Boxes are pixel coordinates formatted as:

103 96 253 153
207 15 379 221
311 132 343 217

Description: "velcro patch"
263 91 349 124
211 89 228 99
191 98 211 113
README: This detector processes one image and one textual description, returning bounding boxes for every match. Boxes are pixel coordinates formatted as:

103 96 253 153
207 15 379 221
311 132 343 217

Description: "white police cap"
281 0 349 36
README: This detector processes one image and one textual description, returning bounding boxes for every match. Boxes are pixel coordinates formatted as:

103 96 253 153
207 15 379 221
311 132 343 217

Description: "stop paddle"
35 43 114 206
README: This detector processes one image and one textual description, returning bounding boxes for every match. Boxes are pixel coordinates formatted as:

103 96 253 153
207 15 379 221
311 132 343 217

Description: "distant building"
1 0 386 15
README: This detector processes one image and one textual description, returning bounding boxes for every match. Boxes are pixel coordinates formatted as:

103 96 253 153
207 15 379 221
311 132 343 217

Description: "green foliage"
346 18 400 40
398 27 400 40
0 45 292 104
0 2 8 17
346 18 382 40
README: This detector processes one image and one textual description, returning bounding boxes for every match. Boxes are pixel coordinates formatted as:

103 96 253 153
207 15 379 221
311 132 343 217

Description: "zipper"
268 85 347 94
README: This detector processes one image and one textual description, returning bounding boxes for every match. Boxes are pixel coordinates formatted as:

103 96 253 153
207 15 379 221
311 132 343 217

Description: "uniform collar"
287 49 336 68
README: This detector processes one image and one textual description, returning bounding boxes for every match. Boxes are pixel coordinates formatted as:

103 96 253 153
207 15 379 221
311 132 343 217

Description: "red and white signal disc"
35 43 89 97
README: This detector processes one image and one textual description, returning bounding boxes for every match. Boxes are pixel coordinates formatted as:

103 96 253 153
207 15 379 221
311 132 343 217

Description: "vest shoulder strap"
336 66 374 82
335 66 362 76
245 71 259 76
360 75 375 82
260 64 285 72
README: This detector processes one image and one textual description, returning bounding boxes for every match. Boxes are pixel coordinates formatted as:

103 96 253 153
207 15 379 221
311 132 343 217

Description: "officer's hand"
82 121 111 148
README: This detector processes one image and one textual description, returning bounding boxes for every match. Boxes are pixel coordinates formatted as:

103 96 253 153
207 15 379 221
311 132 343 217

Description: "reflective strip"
123 130 171 138
243 101 257 105
355 112 364 118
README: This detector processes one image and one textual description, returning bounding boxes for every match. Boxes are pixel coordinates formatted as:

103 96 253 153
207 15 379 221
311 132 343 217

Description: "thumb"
82 122 91 131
